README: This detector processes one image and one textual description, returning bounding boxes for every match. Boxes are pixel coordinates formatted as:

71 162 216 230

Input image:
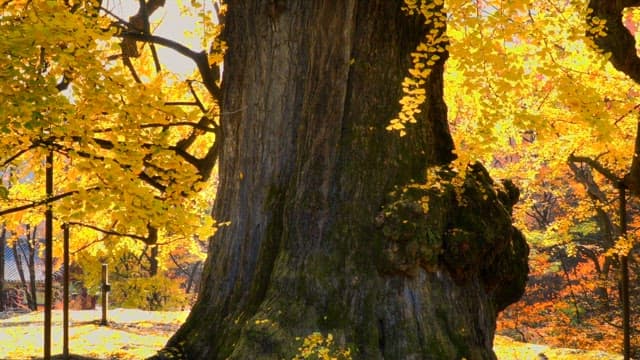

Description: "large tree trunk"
158 1 528 359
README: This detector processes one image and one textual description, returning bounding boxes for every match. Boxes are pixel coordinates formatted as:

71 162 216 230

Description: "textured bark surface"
157 1 528 359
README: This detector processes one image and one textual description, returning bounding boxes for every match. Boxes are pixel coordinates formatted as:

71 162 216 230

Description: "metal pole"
63 223 70 359
44 149 53 360
100 263 109 326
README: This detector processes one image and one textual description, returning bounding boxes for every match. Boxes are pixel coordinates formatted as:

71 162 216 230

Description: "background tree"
11 224 40 311
0 0 219 309
443 0 640 356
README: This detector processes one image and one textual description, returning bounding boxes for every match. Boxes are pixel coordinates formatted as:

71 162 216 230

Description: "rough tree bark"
156 1 528 359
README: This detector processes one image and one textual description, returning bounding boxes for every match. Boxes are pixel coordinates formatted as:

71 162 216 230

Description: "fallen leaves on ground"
0 309 625 359
494 335 623 360
0 308 188 360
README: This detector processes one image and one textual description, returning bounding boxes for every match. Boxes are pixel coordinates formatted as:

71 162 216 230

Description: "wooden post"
63 224 70 359
44 149 53 360
100 263 110 326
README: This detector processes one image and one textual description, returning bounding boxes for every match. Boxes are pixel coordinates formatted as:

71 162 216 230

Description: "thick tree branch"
568 153 623 184
197 140 219 182
70 237 105 254
99 6 130 27
170 116 220 181
586 1 640 195
138 0 161 73
173 116 217 150
137 172 167 192
106 0 220 99
67 221 148 242
119 32 221 100
123 56 143 83
567 160 610 202
587 0 640 83
567 160 617 248
105 2 222 101
0 187 100 217
164 101 201 107
59 133 216 186
116 0 165 78
92 120 217 133
0 144 39 168
185 79 207 112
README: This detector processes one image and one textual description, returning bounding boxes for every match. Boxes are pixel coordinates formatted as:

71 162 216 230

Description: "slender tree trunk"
557 250 581 323
12 227 38 311
185 261 201 294
27 227 38 311
159 2 528 359
599 257 612 304
149 245 159 277
12 240 34 310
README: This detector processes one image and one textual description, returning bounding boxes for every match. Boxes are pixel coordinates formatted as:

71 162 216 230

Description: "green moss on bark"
377 185 447 275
